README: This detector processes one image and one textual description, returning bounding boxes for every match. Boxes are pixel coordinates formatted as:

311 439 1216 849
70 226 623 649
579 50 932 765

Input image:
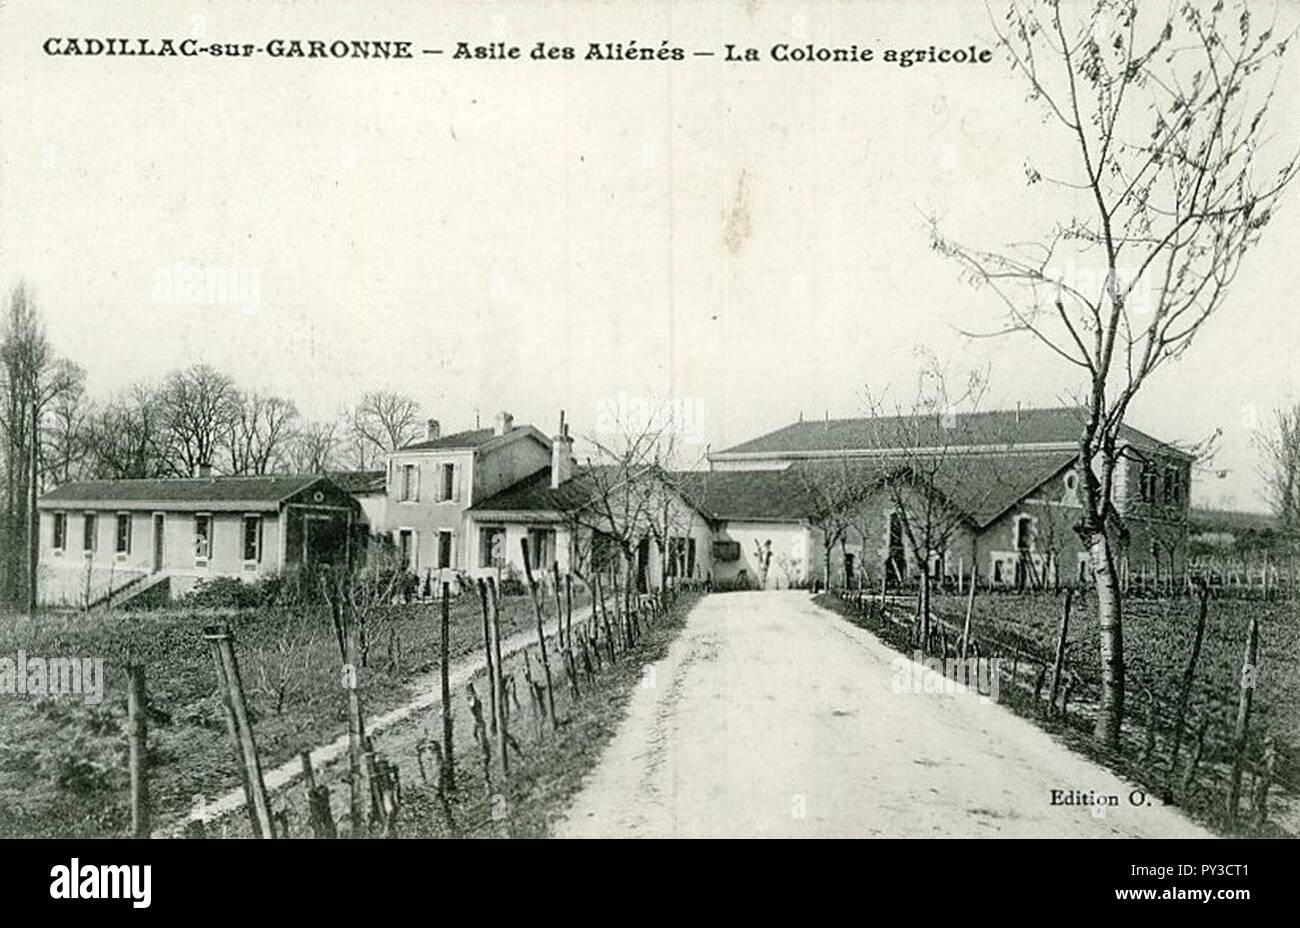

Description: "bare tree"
795 457 876 593
348 391 422 468
288 419 342 474
158 363 240 476
861 361 991 645
0 283 84 608
223 392 299 475
929 0 1297 746
89 383 170 479
1256 403 1300 529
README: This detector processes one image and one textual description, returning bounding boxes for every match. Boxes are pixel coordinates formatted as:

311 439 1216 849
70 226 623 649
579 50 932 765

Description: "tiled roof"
670 469 821 522
715 406 1191 460
674 451 1077 529
39 475 329 511
401 427 512 451
469 464 629 514
329 470 385 494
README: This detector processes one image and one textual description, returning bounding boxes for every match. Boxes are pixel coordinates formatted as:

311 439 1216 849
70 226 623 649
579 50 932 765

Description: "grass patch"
0 588 589 838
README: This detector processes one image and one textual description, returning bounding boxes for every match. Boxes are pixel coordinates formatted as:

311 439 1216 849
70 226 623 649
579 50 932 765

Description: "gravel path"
558 592 1212 838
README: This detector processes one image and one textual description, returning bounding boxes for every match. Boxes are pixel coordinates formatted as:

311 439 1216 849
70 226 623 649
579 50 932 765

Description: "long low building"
35 474 360 607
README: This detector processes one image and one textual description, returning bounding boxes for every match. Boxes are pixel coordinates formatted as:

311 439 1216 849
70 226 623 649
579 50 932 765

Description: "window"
687 538 697 578
1139 463 1158 503
115 513 132 555
52 512 66 551
438 530 453 569
441 463 455 502
1164 467 1183 505
243 515 263 563
398 529 415 571
527 529 554 571
400 464 419 502
194 514 211 562
480 527 505 567
83 513 98 554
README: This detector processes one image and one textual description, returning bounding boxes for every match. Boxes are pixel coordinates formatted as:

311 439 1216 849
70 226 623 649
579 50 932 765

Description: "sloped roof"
715 406 1190 461
923 452 1078 528
401 425 550 453
38 475 332 511
329 470 385 494
469 464 630 515
670 469 820 522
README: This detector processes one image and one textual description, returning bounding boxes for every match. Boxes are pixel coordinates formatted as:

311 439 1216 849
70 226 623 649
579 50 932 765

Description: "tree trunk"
919 566 931 649
1089 531 1125 747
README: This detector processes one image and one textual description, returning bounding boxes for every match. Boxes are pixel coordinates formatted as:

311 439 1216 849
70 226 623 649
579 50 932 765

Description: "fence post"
520 539 558 730
487 576 510 776
301 751 336 838
127 663 150 838
203 624 275 839
1047 590 1073 718
440 581 455 792
1167 581 1208 800
476 579 498 737
960 564 977 661
1227 613 1260 826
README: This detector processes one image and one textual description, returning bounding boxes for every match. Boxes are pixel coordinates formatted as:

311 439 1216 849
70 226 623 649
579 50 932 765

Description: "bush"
180 574 282 610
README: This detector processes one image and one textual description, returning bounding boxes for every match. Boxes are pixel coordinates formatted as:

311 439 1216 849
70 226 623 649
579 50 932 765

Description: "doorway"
152 514 165 572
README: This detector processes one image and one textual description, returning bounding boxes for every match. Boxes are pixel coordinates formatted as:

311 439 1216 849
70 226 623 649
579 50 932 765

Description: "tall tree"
931 0 1297 745
348 391 422 469
89 383 170 479
223 392 299 475
0 283 82 608
287 419 342 474
157 363 240 476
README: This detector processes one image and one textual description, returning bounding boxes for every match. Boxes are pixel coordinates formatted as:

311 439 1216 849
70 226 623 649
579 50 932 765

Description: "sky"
1 0 1298 511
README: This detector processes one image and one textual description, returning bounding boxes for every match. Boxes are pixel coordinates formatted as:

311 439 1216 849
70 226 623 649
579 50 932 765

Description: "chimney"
195 462 212 478
494 410 514 436
551 410 575 489
426 418 441 441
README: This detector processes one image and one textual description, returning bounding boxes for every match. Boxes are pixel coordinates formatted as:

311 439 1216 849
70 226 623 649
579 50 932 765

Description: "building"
35 474 360 607
703 406 1195 590
377 413 554 576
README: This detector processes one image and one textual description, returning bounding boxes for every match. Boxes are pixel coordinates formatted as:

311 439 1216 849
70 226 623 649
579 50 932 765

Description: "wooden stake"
1047 590 1073 718
1167 581 1208 799
476 579 498 737
521 538 557 729
487 577 510 776
1227 613 1260 825
960 564 977 661
126 663 150 838
203 624 274 839
439 581 455 791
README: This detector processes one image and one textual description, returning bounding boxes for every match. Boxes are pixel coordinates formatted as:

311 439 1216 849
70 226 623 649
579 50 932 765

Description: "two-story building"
380 412 553 575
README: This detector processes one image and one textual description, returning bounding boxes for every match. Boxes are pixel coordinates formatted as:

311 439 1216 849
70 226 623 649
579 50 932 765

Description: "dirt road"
558 592 1211 838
